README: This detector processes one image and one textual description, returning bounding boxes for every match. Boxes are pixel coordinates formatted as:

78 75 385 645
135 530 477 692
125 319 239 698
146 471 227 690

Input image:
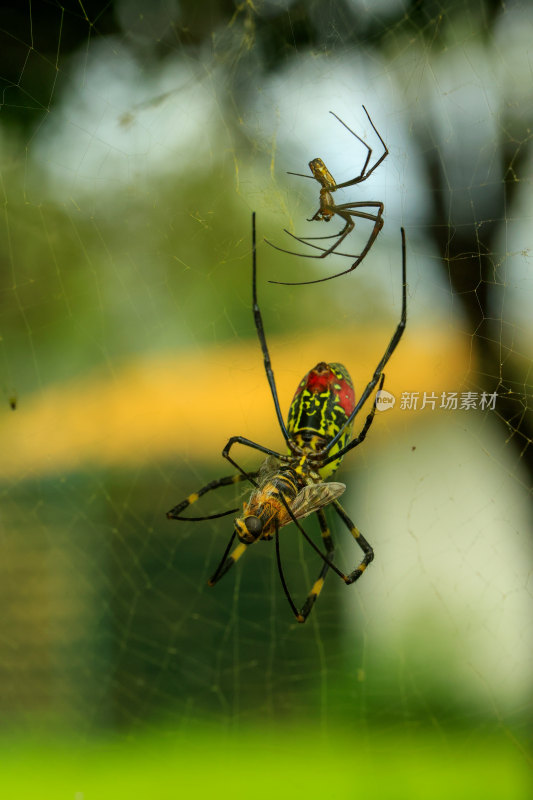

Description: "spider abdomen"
287 362 355 478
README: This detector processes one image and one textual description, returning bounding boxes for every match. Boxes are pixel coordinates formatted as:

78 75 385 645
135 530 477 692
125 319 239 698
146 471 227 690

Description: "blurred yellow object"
0 325 471 477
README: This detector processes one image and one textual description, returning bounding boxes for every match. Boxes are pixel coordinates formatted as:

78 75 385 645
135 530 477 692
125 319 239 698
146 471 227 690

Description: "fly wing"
277 482 346 529
257 455 281 482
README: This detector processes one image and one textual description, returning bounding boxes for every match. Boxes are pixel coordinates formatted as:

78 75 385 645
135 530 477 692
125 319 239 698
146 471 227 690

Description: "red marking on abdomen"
306 371 331 393
337 377 355 416
294 362 355 417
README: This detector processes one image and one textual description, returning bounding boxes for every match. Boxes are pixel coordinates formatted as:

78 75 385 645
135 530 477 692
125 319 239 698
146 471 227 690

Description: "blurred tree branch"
417 122 532 476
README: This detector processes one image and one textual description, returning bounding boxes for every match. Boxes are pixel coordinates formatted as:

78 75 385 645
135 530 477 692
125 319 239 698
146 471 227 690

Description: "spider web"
0 1 531 796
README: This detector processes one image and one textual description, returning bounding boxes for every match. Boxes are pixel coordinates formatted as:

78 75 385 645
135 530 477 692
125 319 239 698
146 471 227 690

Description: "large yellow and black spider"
167 213 406 623
266 106 388 286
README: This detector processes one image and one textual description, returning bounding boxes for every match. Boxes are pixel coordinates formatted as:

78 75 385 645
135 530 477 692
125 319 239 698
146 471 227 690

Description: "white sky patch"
30 39 224 203
345 418 532 711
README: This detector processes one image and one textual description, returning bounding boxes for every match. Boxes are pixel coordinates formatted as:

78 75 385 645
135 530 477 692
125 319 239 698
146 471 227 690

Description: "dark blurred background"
0 1 531 797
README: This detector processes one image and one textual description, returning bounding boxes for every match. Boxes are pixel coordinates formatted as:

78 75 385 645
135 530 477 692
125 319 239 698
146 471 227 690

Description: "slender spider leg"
166 472 257 521
269 202 384 286
331 500 374 583
291 207 381 241
286 226 384 286
304 202 382 239
269 203 382 258
350 373 385 444
287 171 316 179
207 531 252 586
276 489 374 588
251 212 289 443
288 231 349 242
322 228 406 463
222 435 286 485
320 375 385 470
275 527 299 619
328 200 384 216
270 216 384 287
216 214 290 483
275 242 363 259
332 106 388 189
275 508 336 623
269 236 364 261
276 488 346 581
264 231 352 261
286 106 387 189
298 509 336 621
277 206 382 254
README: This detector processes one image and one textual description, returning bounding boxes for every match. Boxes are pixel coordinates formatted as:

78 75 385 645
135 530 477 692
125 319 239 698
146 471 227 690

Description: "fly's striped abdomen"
287 362 355 478
269 469 301 499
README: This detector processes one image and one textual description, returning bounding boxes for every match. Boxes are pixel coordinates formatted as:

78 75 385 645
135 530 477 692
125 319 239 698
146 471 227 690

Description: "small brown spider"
266 106 388 286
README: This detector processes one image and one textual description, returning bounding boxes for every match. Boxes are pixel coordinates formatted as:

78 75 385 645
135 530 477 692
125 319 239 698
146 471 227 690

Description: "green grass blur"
3 727 530 800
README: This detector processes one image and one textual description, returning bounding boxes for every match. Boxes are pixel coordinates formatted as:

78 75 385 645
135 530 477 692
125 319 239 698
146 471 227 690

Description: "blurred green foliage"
2 727 530 800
